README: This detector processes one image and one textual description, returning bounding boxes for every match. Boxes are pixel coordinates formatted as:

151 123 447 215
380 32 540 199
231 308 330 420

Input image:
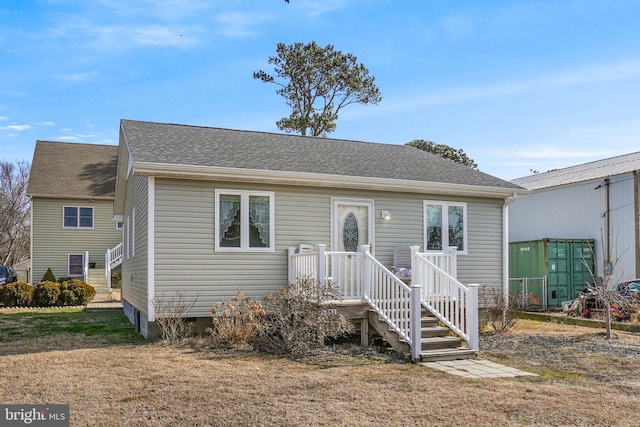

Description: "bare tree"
0 160 30 266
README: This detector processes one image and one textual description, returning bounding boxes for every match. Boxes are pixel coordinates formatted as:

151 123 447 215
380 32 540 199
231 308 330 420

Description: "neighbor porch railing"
288 244 479 360
105 243 123 292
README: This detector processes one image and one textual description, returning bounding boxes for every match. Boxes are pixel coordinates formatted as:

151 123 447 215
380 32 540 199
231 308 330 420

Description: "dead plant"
207 290 265 348
152 291 199 342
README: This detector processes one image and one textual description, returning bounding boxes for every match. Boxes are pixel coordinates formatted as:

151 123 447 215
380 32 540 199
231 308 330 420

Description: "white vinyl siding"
151 178 505 315
120 175 149 316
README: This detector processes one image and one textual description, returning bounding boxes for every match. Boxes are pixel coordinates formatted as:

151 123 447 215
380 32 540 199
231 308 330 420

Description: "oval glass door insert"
342 212 359 252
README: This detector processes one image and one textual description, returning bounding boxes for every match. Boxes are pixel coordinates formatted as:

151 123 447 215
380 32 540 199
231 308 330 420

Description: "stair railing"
105 243 123 292
411 246 479 351
360 245 414 347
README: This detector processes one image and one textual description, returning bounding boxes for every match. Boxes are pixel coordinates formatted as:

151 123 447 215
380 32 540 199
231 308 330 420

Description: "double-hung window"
424 201 467 253
68 254 84 276
64 206 93 228
215 190 274 252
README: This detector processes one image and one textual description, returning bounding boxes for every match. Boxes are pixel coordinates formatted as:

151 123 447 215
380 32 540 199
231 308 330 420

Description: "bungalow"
115 119 525 360
27 141 122 291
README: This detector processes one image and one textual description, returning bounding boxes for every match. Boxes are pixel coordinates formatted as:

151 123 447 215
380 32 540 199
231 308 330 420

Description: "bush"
42 268 56 283
152 291 199 342
208 291 265 348
34 281 61 307
58 279 95 306
261 277 353 355
485 287 520 333
2 282 35 307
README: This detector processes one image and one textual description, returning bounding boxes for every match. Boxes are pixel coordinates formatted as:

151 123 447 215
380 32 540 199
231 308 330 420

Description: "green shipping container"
509 239 595 309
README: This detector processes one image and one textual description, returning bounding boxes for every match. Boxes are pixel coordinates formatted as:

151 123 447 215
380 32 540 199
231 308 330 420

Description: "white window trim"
68 253 84 277
62 206 94 229
423 200 468 255
126 216 131 259
215 189 275 252
132 208 136 257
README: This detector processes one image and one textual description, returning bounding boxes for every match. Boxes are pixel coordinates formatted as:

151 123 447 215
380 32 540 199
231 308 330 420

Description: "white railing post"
317 244 326 286
410 246 420 286
106 250 111 292
467 284 480 351
361 245 371 299
287 247 297 283
448 246 458 279
84 250 89 283
410 282 422 360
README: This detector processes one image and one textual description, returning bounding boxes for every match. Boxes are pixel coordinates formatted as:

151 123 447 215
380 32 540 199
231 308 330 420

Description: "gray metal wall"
509 173 637 281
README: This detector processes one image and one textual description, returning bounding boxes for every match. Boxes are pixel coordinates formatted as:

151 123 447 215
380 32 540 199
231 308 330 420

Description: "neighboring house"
13 258 31 283
114 119 525 357
509 151 640 285
27 141 122 291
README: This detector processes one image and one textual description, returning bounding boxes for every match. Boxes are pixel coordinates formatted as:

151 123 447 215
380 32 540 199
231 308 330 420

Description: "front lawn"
1 309 640 426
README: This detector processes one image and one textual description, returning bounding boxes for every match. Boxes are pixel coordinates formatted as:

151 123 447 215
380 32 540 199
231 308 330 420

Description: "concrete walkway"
85 291 123 311
420 359 538 378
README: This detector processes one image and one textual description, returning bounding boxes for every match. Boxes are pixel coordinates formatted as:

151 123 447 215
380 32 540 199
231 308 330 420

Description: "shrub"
261 277 353 355
485 287 520 333
2 282 35 307
34 281 61 307
208 291 265 348
152 291 199 342
58 279 96 306
42 268 56 283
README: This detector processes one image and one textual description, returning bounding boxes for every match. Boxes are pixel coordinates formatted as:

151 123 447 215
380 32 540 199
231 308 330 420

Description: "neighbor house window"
215 190 274 251
63 206 93 228
424 201 467 253
68 254 84 276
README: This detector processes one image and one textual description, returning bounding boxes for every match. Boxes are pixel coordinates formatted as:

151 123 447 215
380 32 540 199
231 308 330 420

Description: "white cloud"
0 116 7 121
41 121 55 126
55 72 92 84
377 59 640 113
294 0 350 17
215 12 270 38
0 124 32 131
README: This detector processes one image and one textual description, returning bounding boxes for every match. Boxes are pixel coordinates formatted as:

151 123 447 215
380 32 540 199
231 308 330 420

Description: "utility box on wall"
509 238 596 309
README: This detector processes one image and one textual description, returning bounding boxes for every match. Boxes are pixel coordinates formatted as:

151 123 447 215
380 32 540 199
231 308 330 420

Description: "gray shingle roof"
27 141 118 198
121 119 521 190
512 151 640 191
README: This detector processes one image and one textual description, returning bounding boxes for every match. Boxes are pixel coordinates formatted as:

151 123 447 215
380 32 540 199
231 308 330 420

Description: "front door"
332 199 373 252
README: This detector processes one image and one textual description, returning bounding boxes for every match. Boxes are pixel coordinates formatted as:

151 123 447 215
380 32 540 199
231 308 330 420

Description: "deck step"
420 336 464 351
421 326 452 338
419 348 477 363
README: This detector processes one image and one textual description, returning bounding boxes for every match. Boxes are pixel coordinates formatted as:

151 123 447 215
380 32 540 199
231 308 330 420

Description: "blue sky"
1 0 639 180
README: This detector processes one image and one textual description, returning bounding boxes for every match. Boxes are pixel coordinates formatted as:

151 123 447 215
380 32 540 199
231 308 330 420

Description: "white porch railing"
411 246 479 355
288 244 479 360
105 243 123 292
361 247 413 344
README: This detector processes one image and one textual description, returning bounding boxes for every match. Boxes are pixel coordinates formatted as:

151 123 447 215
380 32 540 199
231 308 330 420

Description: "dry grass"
2 309 640 426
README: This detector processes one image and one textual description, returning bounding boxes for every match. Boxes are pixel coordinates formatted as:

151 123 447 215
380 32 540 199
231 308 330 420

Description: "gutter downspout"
503 193 520 306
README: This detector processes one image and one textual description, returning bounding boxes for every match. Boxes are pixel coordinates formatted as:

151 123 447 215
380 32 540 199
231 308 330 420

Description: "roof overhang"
27 194 114 201
132 161 528 199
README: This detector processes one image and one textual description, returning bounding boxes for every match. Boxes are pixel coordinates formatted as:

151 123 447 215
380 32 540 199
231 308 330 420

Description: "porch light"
381 210 391 221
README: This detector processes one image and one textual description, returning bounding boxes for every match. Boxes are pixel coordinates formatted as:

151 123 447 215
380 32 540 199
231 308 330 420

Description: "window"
116 222 123 230
64 206 93 228
68 254 84 276
215 190 274 251
424 201 467 253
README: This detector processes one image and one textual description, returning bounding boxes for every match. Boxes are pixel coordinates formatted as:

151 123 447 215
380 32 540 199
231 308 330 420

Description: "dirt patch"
1 316 640 426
